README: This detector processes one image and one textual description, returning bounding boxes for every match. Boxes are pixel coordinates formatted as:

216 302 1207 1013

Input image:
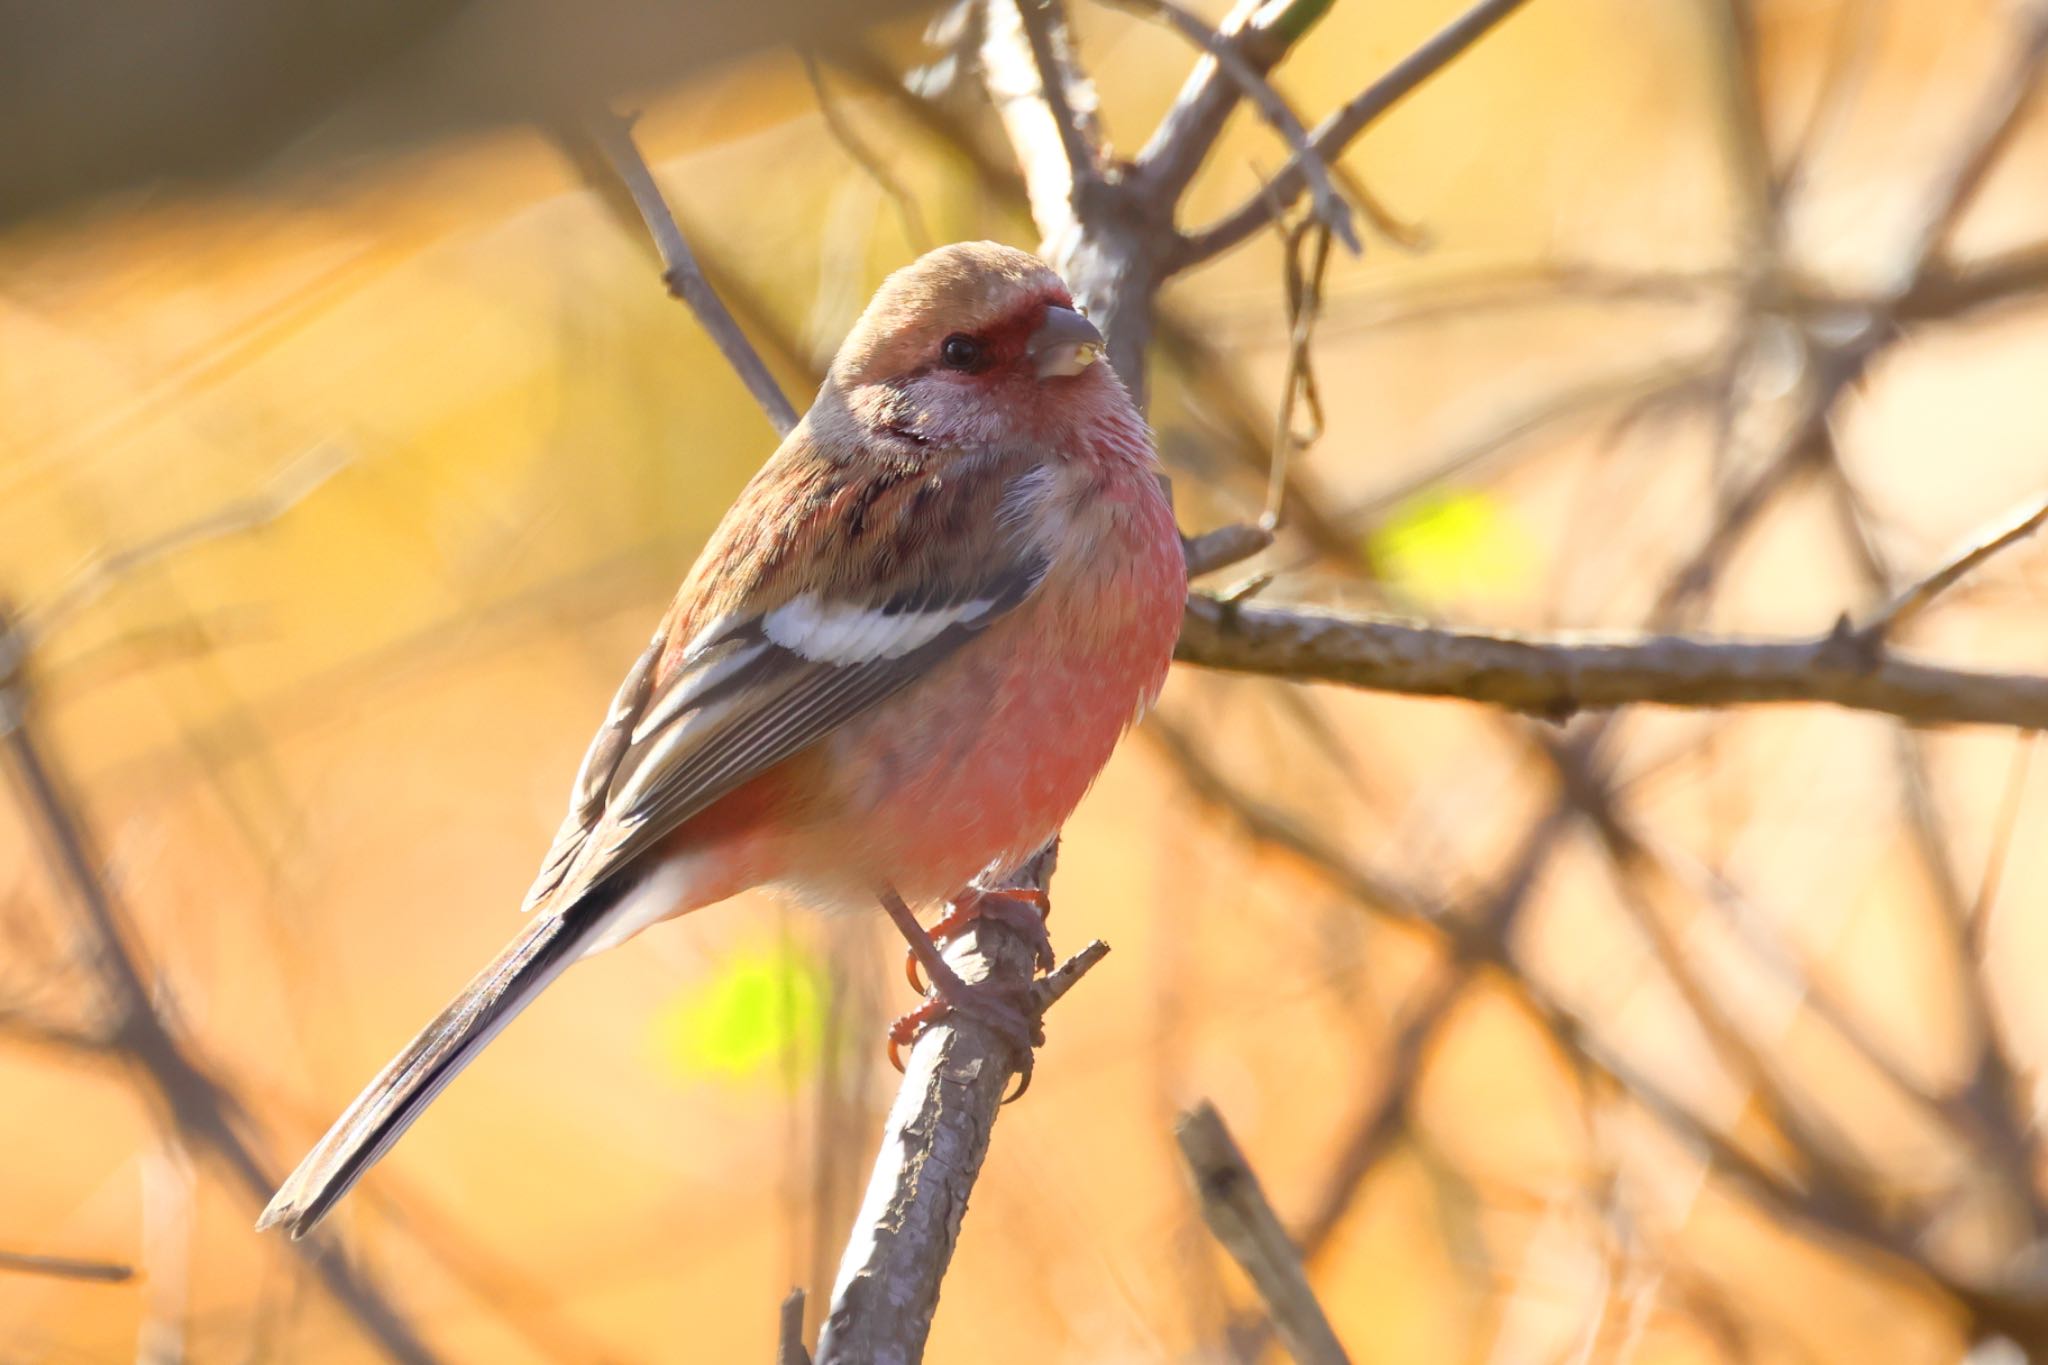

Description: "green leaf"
650 939 827 1087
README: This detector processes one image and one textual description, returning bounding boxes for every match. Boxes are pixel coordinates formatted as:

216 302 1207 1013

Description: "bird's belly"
803 566 1179 905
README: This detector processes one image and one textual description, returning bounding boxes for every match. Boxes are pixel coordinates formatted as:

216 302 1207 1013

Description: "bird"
256 240 1189 1240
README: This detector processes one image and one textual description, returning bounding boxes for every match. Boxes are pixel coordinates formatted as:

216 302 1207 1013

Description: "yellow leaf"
650 940 826 1087
1368 489 1533 605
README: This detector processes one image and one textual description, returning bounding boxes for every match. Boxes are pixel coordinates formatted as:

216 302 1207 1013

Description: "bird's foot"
903 885 1054 994
886 977 1045 1100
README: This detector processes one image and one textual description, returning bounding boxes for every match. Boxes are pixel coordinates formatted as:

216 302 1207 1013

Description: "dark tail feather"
258 903 604 1239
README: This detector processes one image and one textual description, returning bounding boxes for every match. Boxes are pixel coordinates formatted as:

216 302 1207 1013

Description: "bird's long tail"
257 899 609 1239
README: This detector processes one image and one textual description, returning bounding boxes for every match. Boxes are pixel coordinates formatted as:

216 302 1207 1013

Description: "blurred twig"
0 1249 136 1284
1342 352 1724 533
800 51 934 251
0 609 446 1365
1176 1103 1352 1365
1135 0 1334 203
569 109 801 436
25 445 351 643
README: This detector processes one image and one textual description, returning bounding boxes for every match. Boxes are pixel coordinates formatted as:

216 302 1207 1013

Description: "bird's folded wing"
520 533 1051 917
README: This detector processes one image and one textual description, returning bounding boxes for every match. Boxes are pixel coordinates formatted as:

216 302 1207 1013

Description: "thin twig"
571 110 801 436
1266 219 1334 527
1178 0 1539 266
1862 495 2048 641
1105 0 1359 252
1176 1103 1352 1365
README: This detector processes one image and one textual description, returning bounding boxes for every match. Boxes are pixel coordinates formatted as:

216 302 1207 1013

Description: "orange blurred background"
3 1 2047 1361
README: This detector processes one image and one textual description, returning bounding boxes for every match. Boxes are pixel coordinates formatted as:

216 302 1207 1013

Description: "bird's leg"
879 886 1043 1093
903 885 1054 993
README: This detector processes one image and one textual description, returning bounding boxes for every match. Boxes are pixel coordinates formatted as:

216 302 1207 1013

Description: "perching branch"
778 1288 813 1365
815 844 1110 1365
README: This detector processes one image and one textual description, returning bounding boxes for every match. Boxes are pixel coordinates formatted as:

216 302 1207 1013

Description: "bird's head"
822 241 1127 455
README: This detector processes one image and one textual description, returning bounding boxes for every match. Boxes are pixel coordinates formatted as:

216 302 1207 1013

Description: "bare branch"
1178 0 1539 266
1183 521 1277 578
1106 0 1359 252
569 110 801 436
1176 592 2048 729
1176 1102 1353 1365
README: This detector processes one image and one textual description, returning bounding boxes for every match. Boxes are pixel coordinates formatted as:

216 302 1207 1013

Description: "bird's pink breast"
772 462 1187 909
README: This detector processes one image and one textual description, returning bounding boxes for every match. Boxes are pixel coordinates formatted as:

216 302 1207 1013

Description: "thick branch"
1176 594 2048 729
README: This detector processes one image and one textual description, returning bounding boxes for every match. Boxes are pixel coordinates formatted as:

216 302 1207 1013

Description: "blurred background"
3 0 2047 1360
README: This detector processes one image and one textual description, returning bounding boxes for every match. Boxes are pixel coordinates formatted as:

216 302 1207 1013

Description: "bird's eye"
939 333 987 371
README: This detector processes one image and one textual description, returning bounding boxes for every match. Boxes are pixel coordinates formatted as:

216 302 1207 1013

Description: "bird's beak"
1029 305 1105 379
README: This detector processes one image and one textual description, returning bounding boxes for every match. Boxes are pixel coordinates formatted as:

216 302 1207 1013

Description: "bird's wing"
520 455 1052 917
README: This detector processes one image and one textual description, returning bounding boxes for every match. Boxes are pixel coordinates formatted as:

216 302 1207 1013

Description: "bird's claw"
903 886 1054 995
885 979 1045 1102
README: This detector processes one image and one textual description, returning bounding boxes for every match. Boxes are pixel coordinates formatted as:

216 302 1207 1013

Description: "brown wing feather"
520 432 1048 919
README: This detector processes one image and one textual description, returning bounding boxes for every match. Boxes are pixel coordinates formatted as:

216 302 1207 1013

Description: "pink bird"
259 241 1188 1239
